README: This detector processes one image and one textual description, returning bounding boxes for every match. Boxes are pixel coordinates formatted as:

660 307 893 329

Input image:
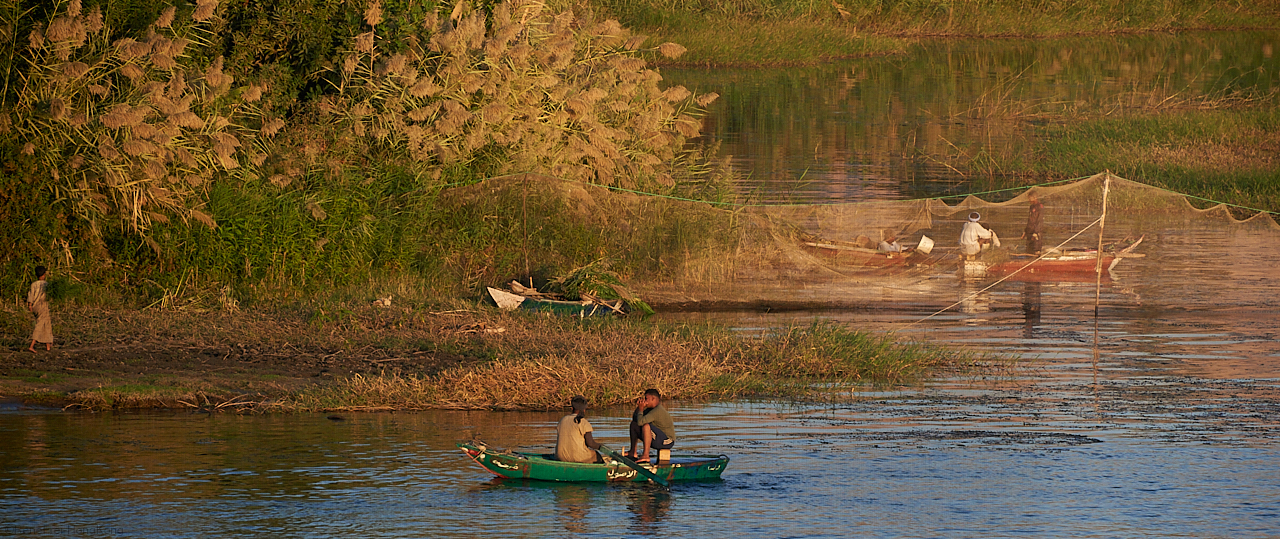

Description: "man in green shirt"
626 388 675 463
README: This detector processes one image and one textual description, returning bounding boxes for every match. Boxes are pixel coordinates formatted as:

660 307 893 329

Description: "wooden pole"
1094 173 1110 310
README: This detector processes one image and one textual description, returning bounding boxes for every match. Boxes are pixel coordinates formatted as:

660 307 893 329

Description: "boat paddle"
598 444 670 488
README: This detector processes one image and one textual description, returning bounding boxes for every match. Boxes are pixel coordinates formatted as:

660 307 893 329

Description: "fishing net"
443 172 1280 314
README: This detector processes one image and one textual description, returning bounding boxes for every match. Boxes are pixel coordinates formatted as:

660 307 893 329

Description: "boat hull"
486 287 614 317
458 442 729 483
802 241 942 268
984 253 1118 279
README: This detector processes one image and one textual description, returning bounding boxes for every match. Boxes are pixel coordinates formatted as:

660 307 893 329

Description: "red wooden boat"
977 236 1144 281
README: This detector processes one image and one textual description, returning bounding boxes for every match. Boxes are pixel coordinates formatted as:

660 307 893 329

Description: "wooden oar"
598 444 669 488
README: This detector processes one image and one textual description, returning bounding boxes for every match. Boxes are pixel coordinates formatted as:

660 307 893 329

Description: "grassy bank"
933 90 1280 214
0 297 992 411
590 0 1280 66
1031 108 1280 213
588 0 906 66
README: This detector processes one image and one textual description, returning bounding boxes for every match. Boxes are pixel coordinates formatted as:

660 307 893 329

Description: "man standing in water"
26 265 52 352
1022 195 1045 254
627 388 675 463
556 395 603 463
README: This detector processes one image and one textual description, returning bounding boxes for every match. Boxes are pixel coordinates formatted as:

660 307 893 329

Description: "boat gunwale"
457 442 729 483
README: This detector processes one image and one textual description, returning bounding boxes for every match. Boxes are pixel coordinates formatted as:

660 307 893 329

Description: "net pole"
1094 174 1111 311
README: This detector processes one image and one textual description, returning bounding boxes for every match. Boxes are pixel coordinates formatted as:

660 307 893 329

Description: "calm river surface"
4 33 1280 538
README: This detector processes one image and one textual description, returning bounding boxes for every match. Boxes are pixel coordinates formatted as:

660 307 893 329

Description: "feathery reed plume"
657 42 687 59
155 6 175 28
364 0 383 27
5 0 275 242
321 0 711 190
193 0 218 22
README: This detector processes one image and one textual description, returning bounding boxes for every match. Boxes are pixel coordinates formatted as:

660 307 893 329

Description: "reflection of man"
626 389 675 463
959 212 1000 259
555 396 602 463
553 482 590 534
628 489 672 530
1022 281 1042 339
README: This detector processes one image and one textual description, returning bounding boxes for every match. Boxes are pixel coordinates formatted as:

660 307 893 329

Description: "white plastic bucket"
917 235 934 254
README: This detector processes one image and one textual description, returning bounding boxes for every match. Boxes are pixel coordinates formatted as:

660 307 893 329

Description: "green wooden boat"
458 442 729 483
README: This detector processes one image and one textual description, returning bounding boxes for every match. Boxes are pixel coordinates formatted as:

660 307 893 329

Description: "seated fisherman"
878 235 903 253
626 388 676 463
555 395 602 463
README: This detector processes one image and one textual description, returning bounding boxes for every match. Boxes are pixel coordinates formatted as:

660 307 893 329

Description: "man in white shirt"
959 212 1000 259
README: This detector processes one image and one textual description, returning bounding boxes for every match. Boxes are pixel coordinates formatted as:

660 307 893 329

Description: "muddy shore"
0 303 503 409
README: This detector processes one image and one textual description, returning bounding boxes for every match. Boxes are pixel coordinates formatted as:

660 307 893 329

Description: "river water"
4 33 1280 538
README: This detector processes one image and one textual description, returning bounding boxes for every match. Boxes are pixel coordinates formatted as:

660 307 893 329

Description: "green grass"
588 0 1279 66
592 0 905 65
1032 107 1280 213
7 369 69 384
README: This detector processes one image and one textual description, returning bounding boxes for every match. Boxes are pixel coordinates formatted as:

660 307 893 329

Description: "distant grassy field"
1032 107 1280 214
587 0 1280 65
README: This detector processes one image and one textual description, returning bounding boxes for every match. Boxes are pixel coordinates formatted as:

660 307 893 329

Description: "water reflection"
1021 281 1042 339
665 31 1280 203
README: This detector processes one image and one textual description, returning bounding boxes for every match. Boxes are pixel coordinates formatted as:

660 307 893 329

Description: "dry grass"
1 294 983 411
284 313 979 411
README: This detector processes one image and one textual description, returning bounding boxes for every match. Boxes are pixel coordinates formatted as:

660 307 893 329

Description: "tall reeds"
325 0 718 190
2 0 276 241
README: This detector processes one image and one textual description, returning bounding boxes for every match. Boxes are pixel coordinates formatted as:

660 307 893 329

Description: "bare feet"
29 346 36 353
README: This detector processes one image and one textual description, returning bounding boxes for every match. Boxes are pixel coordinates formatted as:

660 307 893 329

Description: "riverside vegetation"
600 0 1280 214
0 0 981 410
0 300 984 411
3 0 1272 410
592 0 1280 66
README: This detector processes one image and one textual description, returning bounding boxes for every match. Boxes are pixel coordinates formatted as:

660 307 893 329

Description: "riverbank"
938 81 1280 214
592 0 1280 66
0 300 986 412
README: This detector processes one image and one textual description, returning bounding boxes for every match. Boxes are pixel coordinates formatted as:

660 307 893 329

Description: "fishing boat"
968 236 1145 281
801 234 941 268
457 442 729 483
487 286 623 317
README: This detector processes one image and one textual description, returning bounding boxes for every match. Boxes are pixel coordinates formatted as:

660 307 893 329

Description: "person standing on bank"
627 388 675 463
26 265 52 352
556 395 603 463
